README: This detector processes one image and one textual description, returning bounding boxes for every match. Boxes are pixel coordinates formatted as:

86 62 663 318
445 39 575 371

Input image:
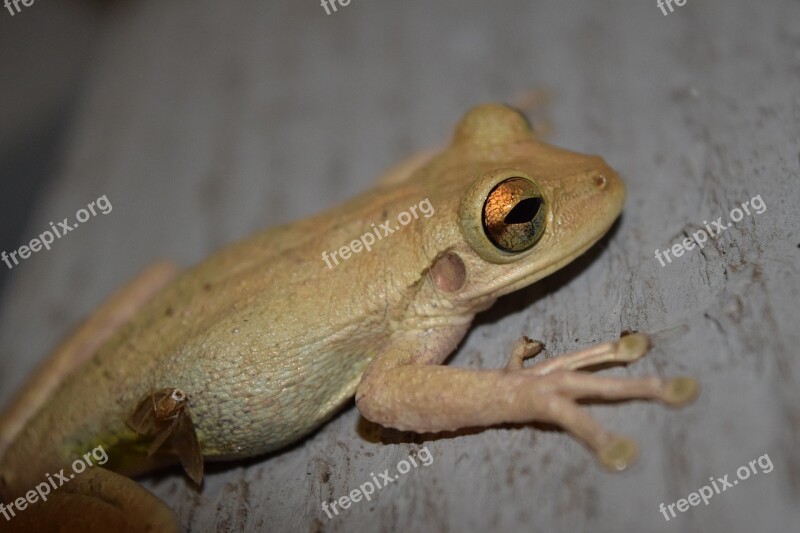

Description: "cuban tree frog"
0 104 698 531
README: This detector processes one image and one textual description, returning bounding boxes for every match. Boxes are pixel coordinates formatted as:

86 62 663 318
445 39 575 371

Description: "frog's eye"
482 177 546 252
459 169 547 263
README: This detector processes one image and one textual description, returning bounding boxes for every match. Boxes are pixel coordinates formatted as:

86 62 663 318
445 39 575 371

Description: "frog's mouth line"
463 223 616 302
513 237 601 292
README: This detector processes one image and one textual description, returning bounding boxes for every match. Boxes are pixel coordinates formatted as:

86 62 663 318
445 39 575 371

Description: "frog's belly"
177 349 373 458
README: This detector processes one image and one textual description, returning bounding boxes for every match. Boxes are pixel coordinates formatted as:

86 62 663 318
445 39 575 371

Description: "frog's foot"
529 371 699 470
7 467 179 532
524 333 651 376
508 333 697 469
504 336 544 370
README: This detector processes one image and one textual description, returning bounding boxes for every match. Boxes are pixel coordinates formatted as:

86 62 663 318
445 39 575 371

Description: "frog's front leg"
355 333 698 471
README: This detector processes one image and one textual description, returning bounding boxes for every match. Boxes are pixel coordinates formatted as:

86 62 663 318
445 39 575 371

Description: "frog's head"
417 104 625 310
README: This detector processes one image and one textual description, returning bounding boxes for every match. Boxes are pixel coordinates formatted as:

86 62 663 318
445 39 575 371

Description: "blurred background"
1 1 798 532
0 1 102 294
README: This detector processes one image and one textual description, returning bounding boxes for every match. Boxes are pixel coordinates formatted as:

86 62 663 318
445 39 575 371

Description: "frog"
0 103 699 531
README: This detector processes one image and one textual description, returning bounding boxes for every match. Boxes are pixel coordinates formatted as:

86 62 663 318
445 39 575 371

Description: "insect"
127 388 203 484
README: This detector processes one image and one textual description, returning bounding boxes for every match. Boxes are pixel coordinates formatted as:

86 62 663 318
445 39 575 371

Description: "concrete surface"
1 0 798 531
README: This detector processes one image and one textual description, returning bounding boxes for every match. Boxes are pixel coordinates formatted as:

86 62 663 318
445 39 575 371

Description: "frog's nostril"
593 175 607 189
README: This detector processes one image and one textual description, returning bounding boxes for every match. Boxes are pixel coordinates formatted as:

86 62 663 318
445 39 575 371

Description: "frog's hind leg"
8 466 179 532
0 262 179 459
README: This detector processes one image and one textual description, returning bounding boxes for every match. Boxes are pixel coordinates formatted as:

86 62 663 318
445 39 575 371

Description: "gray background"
1 0 799 532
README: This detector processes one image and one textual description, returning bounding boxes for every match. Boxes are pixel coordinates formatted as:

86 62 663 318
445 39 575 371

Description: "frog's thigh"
10 467 178 532
0 262 179 457
375 149 439 186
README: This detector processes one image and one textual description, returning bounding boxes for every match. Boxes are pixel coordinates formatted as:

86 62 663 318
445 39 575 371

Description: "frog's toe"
662 377 700 407
616 333 649 362
525 334 651 376
505 336 544 370
597 436 639 472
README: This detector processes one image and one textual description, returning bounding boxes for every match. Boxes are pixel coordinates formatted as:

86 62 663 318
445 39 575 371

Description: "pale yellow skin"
0 104 698 530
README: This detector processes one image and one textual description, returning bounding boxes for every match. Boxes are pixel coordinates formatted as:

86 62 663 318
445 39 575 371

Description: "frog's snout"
588 164 626 220
544 162 626 248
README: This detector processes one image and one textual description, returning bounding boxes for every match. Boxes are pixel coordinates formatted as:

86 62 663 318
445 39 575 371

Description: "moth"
128 388 203 484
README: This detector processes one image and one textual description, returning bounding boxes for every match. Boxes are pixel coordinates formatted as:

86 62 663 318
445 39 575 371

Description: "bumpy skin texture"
0 104 686 529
